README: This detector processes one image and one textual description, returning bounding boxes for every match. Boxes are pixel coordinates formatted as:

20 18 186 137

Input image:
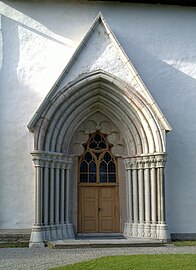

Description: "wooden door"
78 185 119 233
77 132 120 233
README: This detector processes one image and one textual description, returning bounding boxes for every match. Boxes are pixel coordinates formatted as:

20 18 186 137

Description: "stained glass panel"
108 161 116 173
85 152 92 162
99 142 106 149
94 134 101 142
89 161 96 172
100 173 107 183
80 161 88 172
89 142 97 149
89 173 96 183
99 161 107 173
104 152 111 162
80 173 88 182
108 173 116 183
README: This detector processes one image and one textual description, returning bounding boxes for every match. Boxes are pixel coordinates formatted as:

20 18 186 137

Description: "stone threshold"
47 237 165 249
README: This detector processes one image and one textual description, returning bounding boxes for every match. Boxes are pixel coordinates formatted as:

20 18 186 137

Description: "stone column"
66 163 74 238
157 168 161 223
35 162 43 226
138 160 144 237
66 167 71 224
61 164 67 238
43 160 49 240
29 155 45 248
123 158 133 237
55 164 60 225
159 167 165 223
127 168 133 223
156 155 170 241
150 158 157 238
44 161 49 226
132 161 138 236
60 165 66 225
50 163 55 225
143 158 151 237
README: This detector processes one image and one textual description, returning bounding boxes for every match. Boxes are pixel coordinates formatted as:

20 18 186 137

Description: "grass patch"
173 241 196 246
49 254 196 270
0 242 29 248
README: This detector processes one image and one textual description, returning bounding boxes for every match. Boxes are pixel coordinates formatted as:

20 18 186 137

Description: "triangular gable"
28 13 171 132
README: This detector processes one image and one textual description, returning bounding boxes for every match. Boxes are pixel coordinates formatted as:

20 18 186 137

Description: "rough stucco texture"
0 1 196 233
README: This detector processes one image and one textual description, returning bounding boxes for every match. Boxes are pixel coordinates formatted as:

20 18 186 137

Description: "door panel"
99 187 116 232
80 187 98 232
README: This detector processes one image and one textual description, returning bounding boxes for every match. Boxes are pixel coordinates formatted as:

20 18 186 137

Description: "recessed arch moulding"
28 14 171 247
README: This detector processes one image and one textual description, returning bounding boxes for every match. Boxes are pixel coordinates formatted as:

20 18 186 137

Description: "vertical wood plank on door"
81 187 98 232
99 187 115 232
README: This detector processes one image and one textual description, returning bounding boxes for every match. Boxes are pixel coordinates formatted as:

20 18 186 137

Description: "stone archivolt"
30 70 169 156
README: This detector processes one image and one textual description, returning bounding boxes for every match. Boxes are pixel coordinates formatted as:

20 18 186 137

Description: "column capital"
132 160 138 170
154 155 167 168
31 150 74 168
122 157 132 170
66 162 72 170
137 158 144 169
142 157 151 169
32 157 44 167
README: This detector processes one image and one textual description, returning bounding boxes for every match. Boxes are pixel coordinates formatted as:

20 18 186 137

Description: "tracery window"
79 132 117 183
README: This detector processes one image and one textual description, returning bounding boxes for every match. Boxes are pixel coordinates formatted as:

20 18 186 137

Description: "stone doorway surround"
28 13 171 247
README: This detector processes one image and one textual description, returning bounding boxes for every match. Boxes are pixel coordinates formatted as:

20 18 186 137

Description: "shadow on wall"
121 39 196 231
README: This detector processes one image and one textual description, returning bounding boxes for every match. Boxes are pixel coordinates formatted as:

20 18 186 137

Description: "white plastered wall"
0 1 196 234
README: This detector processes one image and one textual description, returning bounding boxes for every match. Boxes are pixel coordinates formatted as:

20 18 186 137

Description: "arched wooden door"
78 132 120 233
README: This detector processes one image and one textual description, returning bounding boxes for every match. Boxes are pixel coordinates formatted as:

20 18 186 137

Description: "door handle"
98 207 101 212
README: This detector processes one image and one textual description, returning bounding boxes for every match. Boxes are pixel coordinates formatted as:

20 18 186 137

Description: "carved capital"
142 157 151 169
31 151 74 169
154 155 167 168
122 157 132 170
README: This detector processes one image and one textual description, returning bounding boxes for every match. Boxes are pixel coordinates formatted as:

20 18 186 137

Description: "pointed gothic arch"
30 70 168 153
28 70 171 247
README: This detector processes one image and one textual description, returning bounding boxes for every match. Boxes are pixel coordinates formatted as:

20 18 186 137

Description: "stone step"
47 238 165 249
0 229 31 243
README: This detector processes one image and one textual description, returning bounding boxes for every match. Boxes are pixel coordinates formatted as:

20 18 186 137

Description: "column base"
67 223 75 238
157 223 171 242
29 226 45 248
123 222 132 237
150 223 157 238
144 223 151 238
138 223 144 237
29 223 75 247
123 221 170 241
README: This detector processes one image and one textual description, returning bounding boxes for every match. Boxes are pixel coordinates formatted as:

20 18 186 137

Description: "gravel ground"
1 245 196 270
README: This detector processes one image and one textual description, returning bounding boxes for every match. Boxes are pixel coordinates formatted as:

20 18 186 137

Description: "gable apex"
28 13 171 132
